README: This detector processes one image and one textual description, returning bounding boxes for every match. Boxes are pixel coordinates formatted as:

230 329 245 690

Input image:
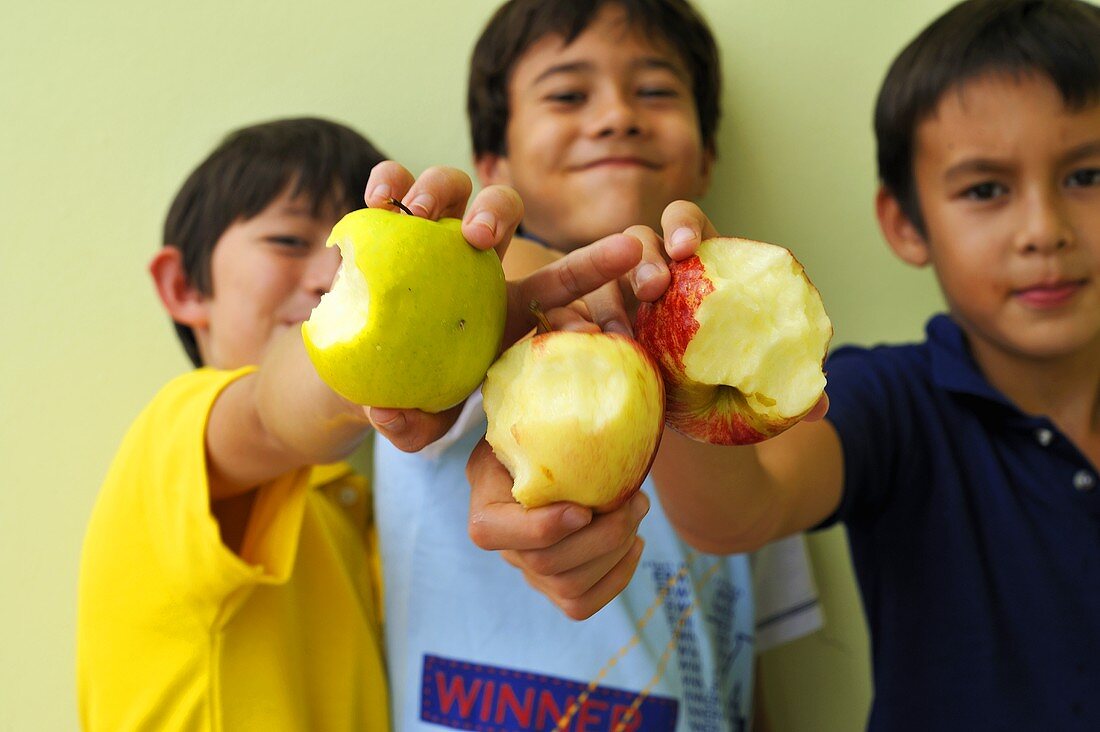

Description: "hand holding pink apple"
482 328 665 513
636 236 832 445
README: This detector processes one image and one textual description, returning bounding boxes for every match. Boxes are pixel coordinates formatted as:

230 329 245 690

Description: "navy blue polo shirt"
819 314 1100 731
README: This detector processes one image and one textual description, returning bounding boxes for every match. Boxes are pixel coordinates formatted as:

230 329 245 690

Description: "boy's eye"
266 235 312 250
1065 168 1100 188
962 181 1006 201
545 91 586 105
637 86 678 99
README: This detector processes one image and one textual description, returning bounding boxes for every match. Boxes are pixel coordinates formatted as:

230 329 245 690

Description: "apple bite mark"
303 235 370 349
636 238 832 445
482 330 665 513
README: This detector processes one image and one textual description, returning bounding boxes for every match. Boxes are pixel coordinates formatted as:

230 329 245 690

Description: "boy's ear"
149 246 209 328
875 185 930 267
475 153 513 188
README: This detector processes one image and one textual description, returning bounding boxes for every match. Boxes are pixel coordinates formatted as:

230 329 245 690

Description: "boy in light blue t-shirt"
372 2 823 730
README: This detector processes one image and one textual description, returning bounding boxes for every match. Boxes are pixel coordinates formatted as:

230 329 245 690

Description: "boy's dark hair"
875 0 1100 235
163 117 386 367
468 0 721 159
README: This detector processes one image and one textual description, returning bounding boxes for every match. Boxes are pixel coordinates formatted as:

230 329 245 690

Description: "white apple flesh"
483 331 664 513
635 237 832 445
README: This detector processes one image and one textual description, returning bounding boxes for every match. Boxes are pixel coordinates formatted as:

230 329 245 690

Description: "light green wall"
1 1 956 728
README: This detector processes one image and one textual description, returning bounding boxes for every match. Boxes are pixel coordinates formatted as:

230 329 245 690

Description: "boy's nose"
592 92 643 139
1015 191 1074 255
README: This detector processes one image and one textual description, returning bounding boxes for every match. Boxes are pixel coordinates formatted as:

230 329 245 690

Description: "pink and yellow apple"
482 331 664 513
635 237 832 445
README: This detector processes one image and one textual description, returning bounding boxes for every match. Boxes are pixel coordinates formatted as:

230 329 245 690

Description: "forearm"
651 429 782 554
651 420 844 554
207 327 371 499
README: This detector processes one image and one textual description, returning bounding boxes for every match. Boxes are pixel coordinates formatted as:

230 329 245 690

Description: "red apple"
482 331 664 513
635 237 832 445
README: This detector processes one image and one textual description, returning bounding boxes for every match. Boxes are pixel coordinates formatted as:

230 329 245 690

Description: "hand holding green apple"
303 204 507 413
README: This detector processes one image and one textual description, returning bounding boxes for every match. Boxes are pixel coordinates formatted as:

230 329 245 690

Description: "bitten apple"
482 331 664 513
635 237 832 445
303 206 507 413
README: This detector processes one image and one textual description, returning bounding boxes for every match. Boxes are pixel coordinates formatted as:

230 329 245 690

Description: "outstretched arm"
559 201 844 553
639 202 843 553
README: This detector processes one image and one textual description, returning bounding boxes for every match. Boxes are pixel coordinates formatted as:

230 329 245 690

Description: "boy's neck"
516 225 557 251
964 323 1100 442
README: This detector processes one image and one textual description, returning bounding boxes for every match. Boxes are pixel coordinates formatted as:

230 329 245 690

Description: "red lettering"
611 704 642 732
480 681 496 722
576 698 609 731
495 684 535 727
434 672 482 718
537 690 574 730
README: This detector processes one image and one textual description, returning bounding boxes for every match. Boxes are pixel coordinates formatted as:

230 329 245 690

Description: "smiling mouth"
576 157 660 171
1013 279 1088 308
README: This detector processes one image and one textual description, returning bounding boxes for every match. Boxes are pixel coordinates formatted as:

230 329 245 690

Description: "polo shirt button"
339 486 360 506
1073 470 1096 492
1035 428 1053 446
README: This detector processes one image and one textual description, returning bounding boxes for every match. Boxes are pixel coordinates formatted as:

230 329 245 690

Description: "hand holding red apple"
576 201 832 445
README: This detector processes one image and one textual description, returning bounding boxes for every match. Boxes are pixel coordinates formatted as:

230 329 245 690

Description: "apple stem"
529 300 553 333
387 197 415 217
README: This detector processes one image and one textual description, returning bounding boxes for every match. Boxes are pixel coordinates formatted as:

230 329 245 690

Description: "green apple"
483 331 664 513
303 207 507 413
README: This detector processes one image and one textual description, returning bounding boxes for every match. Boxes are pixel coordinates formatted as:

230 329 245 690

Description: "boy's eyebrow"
532 56 687 85
944 140 1100 182
1062 140 1100 165
942 158 1015 182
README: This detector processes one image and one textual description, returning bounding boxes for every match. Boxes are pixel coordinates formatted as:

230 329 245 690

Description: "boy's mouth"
575 156 660 171
1013 278 1088 308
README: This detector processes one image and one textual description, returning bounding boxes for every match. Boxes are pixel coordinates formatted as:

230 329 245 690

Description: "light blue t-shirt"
374 406 755 732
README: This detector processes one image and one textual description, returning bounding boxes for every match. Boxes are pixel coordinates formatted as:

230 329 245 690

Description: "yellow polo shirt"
77 368 388 731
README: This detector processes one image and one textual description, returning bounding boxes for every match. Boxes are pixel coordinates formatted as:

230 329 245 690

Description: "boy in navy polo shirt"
470 0 1100 728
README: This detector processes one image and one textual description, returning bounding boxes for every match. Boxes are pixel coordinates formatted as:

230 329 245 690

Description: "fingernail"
368 407 405 432
469 210 497 237
671 227 696 252
368 183 391 207
563 506 592 531
409 194 435 217
634 262 661 288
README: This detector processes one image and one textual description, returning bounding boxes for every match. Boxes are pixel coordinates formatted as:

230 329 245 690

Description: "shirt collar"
926 314 1015 409
309 461 354 488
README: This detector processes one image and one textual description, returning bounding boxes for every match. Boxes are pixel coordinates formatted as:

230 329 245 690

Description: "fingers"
622 224 671 304
363 162 473 221
577 281 632 336
660 200 719 260
368 403 465 453
545 304 601 334
467 439 594 550
463 184 524 256
506 233 643 346
502 492 650 576
510 535 646 621
364 161 416 209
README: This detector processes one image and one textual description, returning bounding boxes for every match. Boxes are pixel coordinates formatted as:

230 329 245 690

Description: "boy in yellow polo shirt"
77 117 649 731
